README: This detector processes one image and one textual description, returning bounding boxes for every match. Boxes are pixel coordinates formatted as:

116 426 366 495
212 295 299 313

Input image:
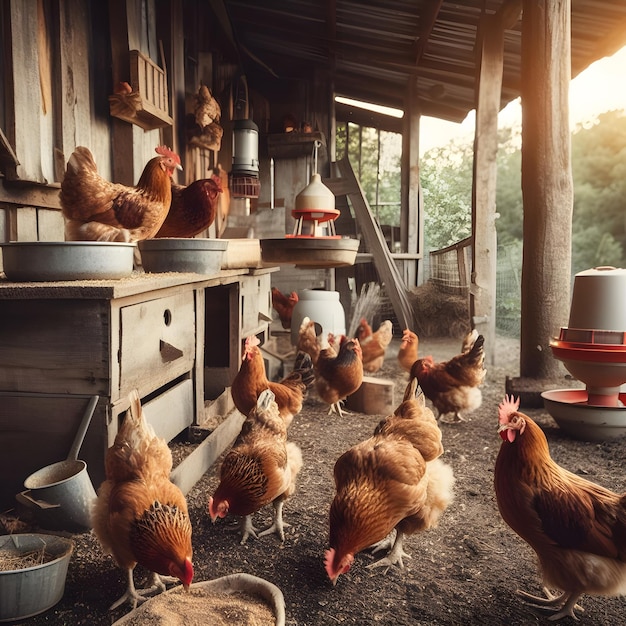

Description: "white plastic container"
290 289 345 345
568 266 626 331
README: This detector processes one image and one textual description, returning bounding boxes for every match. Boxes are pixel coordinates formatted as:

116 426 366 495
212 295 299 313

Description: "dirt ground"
8 334 626 625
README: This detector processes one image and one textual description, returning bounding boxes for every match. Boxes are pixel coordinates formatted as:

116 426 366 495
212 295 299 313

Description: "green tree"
420 139 474 250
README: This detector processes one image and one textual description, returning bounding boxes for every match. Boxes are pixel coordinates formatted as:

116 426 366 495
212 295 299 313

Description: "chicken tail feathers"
119 389 156 446
65 146 98 177
422 458 455 528
292 350 315 388
468 333 485 360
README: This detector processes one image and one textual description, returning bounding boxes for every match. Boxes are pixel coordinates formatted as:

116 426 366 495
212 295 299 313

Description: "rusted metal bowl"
0 241 135 281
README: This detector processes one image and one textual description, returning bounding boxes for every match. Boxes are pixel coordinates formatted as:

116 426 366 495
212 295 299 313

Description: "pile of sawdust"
409 280 470 338
119 587 276 626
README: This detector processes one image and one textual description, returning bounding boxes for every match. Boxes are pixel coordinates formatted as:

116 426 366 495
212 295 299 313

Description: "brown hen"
358 319 394 374
410 333 486 422
325 380 454 585
271 288 299 330
314 335 363 416
208 388 303 544
61 145 182 242
91 390 193 610
154 175 222 238
231 335 313 427
397 329 419 373
495 396 626 621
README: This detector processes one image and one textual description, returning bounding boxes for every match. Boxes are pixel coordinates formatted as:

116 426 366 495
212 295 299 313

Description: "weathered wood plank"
118 290 196 398
142 378 194 443
37 209 65 241
471 12 504 366
171 408 245 496
7 2 45 182
57 0 92 156
335 157 415 331
0 299 110 395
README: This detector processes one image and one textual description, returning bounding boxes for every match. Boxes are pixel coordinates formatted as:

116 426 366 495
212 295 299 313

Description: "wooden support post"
471 12 505 366
519 0 573 380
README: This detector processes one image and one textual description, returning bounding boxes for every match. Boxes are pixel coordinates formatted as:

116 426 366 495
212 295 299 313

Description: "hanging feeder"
229 76 260 199
288 140 340 238
260 140 359 268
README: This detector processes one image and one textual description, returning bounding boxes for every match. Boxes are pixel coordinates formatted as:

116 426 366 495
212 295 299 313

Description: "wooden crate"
345 376 395 415
110 50 173 130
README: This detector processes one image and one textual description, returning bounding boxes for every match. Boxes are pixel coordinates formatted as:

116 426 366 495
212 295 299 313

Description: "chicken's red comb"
498 394 520 424
155 145 181 163
245 335 261 348
210 173 223 190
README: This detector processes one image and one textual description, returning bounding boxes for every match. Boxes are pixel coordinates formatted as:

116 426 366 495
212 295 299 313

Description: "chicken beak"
176 163 183 171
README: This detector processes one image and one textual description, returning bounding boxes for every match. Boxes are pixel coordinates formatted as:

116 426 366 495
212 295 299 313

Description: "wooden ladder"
324 156 416 332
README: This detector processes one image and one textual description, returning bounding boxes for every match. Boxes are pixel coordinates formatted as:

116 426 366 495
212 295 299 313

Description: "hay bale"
409 280 470 339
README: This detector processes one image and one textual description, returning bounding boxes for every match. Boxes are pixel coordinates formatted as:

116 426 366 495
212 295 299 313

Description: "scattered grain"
120 587 276 626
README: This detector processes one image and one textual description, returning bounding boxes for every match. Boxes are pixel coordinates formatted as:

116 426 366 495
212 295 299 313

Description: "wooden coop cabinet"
0 269 275 508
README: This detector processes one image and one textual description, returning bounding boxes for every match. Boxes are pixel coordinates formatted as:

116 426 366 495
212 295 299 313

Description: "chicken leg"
258 500 290 541
366 529 411 572
239 514 259 545
109 567 155 611
516 587 584 621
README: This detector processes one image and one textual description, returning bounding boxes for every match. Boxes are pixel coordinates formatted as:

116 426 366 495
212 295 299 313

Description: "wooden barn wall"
0 0 340 286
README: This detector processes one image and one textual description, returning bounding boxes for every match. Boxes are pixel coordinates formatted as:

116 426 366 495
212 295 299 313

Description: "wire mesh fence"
425 238 522 338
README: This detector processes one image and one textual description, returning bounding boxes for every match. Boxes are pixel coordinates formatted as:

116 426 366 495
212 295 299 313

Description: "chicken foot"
439 411 467 423
366 529 411 573
328 401 350 417
238 514 259 545
109 567 159 611
516 587 584 621
258 500 290 542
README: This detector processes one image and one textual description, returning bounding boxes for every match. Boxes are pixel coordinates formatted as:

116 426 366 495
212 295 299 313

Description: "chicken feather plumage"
495 395 626 621
91 389 193 611
314 335 363 416
231 335 313 428
325 378 454 585
410 333 485 422
61 146 182 243
208 389 303 544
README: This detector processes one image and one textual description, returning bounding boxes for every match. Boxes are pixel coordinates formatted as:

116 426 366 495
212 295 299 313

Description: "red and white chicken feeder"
544 266 626 439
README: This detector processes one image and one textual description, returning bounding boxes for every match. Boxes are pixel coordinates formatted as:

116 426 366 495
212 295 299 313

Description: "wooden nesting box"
346 376 395 415
110 50 173 130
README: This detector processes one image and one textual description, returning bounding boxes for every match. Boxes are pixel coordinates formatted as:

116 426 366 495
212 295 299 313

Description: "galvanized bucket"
18 395 99 533
0 533 74 622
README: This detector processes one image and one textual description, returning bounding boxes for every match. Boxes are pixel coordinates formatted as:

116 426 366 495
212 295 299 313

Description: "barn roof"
219 0 626 124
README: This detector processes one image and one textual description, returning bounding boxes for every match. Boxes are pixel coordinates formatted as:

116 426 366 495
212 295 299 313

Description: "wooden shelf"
267 131 326 159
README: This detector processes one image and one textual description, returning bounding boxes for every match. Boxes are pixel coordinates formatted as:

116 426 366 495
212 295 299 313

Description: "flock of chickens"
65 140 626 618
88 289 626 622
